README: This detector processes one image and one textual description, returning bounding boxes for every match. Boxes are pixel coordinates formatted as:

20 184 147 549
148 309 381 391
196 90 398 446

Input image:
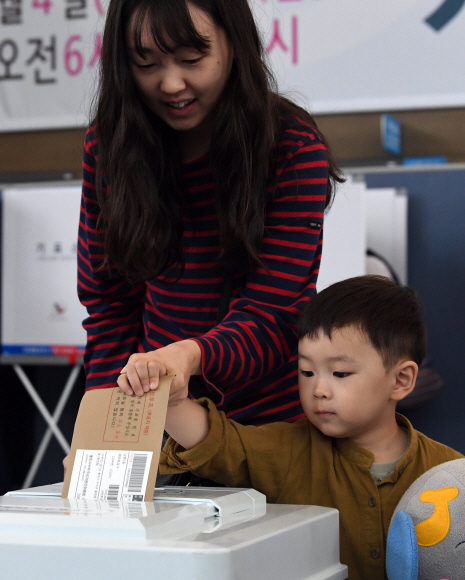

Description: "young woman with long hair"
78 0 342 426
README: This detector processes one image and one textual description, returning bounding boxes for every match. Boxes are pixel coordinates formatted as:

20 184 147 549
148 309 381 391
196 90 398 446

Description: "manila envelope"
62 376 173 501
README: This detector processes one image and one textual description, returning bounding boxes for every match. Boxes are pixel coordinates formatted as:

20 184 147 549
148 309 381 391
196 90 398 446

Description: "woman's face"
127 3 233 149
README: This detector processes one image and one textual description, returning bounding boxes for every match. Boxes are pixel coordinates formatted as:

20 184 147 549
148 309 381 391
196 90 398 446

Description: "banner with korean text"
0 0 105 132
0 0 464 132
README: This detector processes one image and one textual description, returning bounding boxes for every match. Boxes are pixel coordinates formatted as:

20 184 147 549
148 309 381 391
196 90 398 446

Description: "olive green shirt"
160 398 463 580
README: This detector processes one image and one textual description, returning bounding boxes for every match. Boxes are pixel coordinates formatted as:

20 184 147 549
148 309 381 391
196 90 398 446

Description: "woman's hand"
117 339 202 404
63 455 69 476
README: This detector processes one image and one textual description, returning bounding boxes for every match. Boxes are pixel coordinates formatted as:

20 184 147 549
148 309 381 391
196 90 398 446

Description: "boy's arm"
161 397 255 489
160 397 301 501
164 398 209 450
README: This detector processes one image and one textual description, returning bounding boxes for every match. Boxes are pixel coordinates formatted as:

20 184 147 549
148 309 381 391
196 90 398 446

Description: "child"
158 275 463 580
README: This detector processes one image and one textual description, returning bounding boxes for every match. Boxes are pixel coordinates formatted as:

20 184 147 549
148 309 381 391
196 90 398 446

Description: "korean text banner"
0 0 105 132
0 0 464 133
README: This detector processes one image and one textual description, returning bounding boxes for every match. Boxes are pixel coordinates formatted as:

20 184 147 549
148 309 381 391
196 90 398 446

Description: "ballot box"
0 483 348 580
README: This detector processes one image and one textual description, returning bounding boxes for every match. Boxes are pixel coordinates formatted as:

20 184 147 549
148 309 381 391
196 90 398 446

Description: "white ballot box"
1 484 348 580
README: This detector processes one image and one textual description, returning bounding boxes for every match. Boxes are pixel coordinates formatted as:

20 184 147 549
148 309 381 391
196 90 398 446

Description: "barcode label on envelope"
68 450 153 502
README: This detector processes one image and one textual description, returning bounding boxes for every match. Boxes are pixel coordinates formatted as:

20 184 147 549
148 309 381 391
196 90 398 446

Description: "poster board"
1 184 87 360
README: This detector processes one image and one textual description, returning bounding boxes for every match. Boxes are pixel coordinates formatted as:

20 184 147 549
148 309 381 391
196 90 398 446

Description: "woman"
79 0 341 426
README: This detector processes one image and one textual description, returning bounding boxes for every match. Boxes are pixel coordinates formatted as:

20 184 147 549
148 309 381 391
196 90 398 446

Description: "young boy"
158 276 463 580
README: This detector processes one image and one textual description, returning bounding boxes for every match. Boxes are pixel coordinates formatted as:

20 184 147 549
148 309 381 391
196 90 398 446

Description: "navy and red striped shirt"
78 113 328 425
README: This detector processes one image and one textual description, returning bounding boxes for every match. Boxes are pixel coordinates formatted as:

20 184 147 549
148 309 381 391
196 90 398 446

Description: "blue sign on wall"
381 114 402 156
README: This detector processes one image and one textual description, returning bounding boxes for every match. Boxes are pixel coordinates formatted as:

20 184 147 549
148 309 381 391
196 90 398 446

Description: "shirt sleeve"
160 398 296 502
78 127 146 389
192 128 328 402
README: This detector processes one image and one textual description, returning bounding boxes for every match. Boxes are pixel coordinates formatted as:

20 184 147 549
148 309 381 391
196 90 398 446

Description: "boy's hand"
117 339 202 402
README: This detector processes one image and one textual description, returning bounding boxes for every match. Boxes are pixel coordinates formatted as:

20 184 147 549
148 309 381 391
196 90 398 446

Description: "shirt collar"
334 413 418 473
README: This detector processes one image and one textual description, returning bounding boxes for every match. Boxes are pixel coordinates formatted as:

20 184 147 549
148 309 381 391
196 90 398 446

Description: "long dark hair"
94 0 342 282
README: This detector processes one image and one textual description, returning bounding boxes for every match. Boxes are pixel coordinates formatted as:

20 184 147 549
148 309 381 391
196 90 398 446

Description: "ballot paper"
63 377 172 502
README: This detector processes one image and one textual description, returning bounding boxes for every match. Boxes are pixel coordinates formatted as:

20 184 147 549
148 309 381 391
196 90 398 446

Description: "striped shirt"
78 113 328 425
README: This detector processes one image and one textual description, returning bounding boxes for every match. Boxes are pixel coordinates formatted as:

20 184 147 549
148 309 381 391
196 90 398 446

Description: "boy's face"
298 326 399 446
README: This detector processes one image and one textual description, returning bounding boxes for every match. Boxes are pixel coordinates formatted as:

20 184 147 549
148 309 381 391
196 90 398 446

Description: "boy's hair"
298 276 427 368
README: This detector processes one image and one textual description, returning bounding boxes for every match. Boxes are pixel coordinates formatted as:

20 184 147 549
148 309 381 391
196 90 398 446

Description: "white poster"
1 185 87 358
0 0 464 131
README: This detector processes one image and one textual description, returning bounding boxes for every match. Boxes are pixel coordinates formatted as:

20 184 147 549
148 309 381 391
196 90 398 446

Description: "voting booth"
0 483 348 580
0 183 87 488
317 176 408 290
1 183 86 357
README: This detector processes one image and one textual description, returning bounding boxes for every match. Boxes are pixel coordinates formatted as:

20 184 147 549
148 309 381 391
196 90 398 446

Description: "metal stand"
1 356 82 489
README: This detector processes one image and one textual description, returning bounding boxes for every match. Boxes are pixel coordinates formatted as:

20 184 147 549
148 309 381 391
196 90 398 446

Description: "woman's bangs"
131 0 211 57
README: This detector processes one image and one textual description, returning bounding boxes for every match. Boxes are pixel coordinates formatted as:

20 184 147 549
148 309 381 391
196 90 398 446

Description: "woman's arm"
192 123 328 398
79 125 146 389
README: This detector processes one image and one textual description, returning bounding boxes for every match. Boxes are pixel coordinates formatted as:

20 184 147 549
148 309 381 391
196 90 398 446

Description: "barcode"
127 453 148 493
107 484 120 501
